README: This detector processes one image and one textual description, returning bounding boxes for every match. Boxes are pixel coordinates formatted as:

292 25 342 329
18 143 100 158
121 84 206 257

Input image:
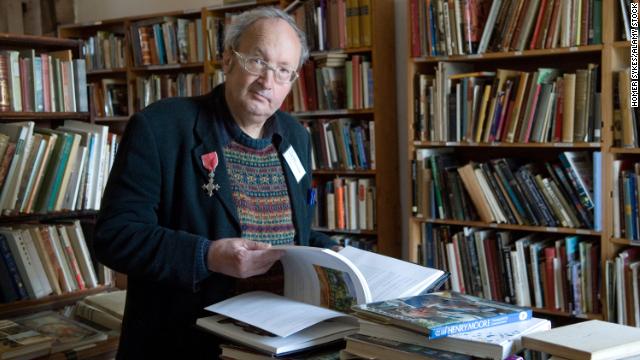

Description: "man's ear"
222 49 233 74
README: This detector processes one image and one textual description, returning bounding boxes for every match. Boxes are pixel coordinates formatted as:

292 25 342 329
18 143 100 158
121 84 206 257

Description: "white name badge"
283 146 306 183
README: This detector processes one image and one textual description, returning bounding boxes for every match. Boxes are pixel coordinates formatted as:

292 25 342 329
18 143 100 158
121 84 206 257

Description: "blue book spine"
153 24 166 65
630 173 639 240
355 127 368 169
429 309 532 339
0 234 28 299
341 122 354 169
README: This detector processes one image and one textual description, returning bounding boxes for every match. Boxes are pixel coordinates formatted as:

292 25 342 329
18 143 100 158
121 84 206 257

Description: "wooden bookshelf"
405 0 628 322
0 210 99 224
312 169 377 176
413 142 601 149
0 112 91 120
0 286 115 318
414 217 602 237
312 227 377 236
291 108 375 118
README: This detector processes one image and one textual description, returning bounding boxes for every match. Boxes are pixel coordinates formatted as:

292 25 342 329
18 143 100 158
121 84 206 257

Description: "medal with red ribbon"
201 151 220 197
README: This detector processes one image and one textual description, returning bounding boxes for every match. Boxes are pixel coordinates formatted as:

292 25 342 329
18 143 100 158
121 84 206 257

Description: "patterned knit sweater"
223 129 295 246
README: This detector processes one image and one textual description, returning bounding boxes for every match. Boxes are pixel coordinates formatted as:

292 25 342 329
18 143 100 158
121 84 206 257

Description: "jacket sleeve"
94 112 207 291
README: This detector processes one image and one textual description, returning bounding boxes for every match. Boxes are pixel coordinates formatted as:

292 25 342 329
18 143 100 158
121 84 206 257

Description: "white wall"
75 0 220 22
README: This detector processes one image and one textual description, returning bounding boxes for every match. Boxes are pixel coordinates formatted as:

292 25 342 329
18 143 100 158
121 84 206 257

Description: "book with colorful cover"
351 291 532 339
358 317 551 360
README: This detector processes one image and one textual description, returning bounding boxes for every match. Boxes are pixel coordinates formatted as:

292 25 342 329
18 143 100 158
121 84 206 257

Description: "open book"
196 246 448 356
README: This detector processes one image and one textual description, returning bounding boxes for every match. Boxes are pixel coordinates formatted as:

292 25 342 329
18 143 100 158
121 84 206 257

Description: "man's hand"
207 238 284 278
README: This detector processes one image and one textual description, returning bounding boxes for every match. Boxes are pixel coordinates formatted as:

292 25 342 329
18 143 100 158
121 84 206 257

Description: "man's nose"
257 67 275 87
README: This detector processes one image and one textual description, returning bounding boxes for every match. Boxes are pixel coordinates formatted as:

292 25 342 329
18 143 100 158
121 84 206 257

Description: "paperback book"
351 291 532 339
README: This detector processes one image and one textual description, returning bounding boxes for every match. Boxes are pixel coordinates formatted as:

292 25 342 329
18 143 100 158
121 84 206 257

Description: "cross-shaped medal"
202 173 220 197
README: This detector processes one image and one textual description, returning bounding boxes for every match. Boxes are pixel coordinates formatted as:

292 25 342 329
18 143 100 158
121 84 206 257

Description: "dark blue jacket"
94 84 333 358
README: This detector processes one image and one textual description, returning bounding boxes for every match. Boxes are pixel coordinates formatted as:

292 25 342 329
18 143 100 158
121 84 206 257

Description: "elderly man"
94 7 336 358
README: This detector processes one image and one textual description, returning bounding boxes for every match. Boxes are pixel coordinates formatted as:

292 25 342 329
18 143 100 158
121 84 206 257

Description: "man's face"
223 18 301 121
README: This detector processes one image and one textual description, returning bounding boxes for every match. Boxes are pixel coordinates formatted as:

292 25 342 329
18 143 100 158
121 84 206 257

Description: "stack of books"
75 290 126 331
345 291 548 360
0 311 108 360
196 246 447 359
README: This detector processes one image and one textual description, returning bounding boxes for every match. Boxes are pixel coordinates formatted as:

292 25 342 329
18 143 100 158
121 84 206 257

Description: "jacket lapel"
192 90 240 229
275 131 306 244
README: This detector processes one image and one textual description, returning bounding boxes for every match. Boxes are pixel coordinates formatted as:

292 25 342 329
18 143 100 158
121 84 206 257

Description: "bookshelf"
405 0 628 323
0 33 121 359
59 0 400 258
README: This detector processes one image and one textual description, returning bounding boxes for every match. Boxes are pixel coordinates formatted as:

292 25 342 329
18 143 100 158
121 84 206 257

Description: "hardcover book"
358 317 551 360
351 291 532 339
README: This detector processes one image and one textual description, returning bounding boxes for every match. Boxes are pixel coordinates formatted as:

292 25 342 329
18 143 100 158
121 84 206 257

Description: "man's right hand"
206 238 284 279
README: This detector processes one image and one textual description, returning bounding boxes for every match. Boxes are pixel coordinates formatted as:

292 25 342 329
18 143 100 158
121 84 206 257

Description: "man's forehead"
239 19 300 48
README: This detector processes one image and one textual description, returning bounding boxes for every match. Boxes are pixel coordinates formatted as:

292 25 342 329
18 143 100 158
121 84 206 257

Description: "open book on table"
196 245 448 356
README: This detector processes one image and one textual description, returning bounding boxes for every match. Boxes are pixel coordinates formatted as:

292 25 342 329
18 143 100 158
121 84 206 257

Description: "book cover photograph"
13 311 107 352
314 265 358 312
352 291 532 339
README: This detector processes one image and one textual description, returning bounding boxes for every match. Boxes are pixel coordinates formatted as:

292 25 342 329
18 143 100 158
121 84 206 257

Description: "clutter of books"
0 290 124 359
198 246 640 360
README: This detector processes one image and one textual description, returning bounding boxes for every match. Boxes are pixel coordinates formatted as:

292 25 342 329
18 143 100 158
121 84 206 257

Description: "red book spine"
410 0 421 57
41 54 51 112
544 246 557 309
529 0 548 49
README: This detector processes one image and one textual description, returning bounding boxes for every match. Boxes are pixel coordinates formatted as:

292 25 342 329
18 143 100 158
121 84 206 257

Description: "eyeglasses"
233 50 299 84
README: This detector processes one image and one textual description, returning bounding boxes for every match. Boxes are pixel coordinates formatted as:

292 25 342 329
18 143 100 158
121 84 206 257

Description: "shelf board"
413 217 601 236
0 33 81 49
94 116 130 123
613 41 631 49
87 67 127 75
0 112 91 120
413 141 601 149
310 47 373 57
0 285 115 318
610 147 640 154
413 44 604 63
610 238 640 246
313 227 377 236
292 108 374 117
313 169 376 176
131 62 204 71
0 210 99 224
533 307 603 320
206 0 280 11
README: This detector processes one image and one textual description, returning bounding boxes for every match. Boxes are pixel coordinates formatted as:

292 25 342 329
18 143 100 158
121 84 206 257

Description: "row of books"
205 13 234 62
130 16 205 67
615 68 640 148
330 234 376 251
311 177 375 231
606 247 640 327
613 160 640 241
0 221 106 302
410 0 602 57
82 31 127 71
304 118 374 171
0 310 108 359
421 224 600 315
413 150 600 230
134 72 212 111
290 0 372 52
0 121 117 215
91 79 128 117
288 53 373 113
0 50 88 113
413 64 600 144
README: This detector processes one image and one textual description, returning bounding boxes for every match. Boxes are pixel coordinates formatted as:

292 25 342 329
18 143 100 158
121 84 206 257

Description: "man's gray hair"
223 6 309 68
